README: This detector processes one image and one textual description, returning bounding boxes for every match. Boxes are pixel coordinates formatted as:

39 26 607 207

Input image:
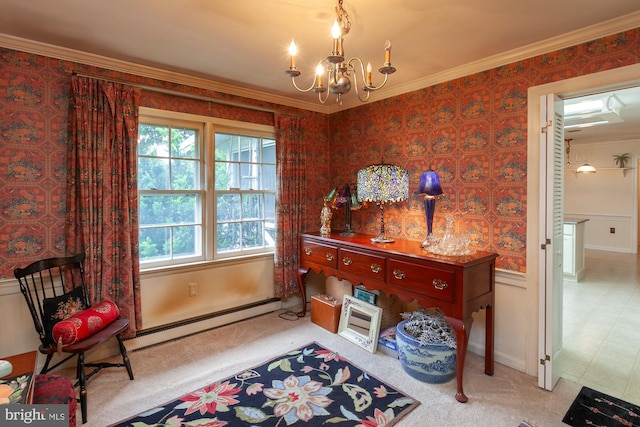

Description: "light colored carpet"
59 310 580 427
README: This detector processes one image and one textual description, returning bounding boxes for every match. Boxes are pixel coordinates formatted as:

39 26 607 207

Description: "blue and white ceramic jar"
396 320 456 383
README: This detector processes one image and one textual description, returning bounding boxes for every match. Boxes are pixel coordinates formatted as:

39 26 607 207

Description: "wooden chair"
14 253 134 424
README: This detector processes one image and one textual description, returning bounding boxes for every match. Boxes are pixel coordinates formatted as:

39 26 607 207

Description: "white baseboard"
467 341 527 373
39 300 282 372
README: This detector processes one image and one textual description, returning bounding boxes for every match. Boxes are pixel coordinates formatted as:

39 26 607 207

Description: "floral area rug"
562 386 640 426
111 342 419 427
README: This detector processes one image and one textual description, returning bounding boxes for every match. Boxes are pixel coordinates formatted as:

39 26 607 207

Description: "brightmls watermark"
1 405 67 426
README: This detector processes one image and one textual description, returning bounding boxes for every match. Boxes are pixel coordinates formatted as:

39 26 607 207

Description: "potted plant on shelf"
395 307 457 384
613 153 630 168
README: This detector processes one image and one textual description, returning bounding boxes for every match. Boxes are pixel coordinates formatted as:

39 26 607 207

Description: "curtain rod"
73 72 278 115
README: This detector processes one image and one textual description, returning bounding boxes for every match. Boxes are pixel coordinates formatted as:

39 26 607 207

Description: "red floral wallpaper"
0 52 328 278
0 29 639 278
327 29 640 272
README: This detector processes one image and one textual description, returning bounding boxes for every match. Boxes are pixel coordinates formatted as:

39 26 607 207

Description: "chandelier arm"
290 76 319 93
364 72 390 92
347 57 372 103
318 88 331 104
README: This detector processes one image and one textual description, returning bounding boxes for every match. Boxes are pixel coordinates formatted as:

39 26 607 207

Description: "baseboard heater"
126 298 282 352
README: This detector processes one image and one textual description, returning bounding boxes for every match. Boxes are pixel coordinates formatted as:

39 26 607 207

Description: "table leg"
447 316 473 403
485 304 495 375
296 268 308 317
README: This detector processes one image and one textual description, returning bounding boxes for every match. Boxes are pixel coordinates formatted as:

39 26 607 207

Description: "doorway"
526 63 640 387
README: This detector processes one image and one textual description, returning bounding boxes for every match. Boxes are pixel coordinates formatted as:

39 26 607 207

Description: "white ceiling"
1 0 640 142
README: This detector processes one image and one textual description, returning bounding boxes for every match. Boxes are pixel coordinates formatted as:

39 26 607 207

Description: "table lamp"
357 163 409 243
416 169 444 247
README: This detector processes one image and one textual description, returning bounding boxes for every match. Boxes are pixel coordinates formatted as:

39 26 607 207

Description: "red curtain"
273 114 306 298
65 75 142 337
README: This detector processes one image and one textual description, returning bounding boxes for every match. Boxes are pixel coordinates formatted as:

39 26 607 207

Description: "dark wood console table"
297 232 498 403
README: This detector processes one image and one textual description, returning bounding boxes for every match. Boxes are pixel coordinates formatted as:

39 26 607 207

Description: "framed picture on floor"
338 295 383 353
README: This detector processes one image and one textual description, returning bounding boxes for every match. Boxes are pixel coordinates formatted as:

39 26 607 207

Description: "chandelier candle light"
285 0 396 105
357 164 409 243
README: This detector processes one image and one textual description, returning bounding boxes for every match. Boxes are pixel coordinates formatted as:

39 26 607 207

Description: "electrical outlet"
610 227 616 234
188 282 197 297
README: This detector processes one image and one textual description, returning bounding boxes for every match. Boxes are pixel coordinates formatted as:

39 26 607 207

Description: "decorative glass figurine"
320 200 332 236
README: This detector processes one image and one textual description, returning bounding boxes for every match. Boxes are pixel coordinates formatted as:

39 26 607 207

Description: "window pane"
172 225 201 257
138 124 169 157
240 163 258 190
242 193 263 220
215 133 237 161
265 193 275 221
262 165 276 191
140 194 200 226
215 162 239 190
171 128 198 159
265 222 276 248
263 139 276 164
217 194 241 221
171 159 200 190
138 157 170 190
239 136 260 163
217 222 241 252
139 227 171 261
242 221 264 249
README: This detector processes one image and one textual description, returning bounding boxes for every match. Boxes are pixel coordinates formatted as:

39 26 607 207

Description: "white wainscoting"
566 213 636 253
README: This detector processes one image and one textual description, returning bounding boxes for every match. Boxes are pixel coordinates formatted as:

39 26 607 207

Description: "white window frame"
138 107 276 269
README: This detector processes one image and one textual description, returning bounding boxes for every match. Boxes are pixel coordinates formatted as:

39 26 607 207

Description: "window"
137 108 275 267
214 133 276 253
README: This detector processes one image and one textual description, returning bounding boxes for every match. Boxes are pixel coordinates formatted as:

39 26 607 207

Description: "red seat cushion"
52 299 120 347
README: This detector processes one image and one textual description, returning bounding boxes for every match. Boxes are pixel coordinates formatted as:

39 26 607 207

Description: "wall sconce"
357 163 409 243
415 169 444 247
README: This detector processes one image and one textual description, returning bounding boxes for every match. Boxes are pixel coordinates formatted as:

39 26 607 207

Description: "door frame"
526 63 640 379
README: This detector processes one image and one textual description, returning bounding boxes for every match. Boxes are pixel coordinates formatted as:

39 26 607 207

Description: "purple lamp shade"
416 169 443 247
416 169 444 196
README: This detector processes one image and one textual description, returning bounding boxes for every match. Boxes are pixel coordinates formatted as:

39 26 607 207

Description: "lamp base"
371 234 394 243
341 224 356 236
421 234 437 248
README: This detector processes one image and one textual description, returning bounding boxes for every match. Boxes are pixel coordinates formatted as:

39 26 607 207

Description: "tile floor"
558 248 640 406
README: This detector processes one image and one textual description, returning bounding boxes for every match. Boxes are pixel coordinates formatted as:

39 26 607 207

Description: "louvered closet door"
538 94 565 391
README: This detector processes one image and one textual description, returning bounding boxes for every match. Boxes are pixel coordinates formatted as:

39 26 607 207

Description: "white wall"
564 139 639 253
0 255 278 359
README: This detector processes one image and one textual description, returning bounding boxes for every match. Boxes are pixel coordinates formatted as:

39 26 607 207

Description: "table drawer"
301 239 338 268
338 248 386 281
388 259 455 303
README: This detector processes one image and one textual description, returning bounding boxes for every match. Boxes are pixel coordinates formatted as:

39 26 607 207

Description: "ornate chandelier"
285 0 396 105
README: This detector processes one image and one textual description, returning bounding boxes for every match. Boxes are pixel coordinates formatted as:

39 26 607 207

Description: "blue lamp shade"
416 169 443 247
416 169 444 197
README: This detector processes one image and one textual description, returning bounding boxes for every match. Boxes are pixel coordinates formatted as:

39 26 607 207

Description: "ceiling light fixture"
285 0 396 105
564 95 624 129
576 163 596 173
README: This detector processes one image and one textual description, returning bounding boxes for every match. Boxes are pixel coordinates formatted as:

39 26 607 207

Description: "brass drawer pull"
370 263 382 274
304 247 311 255
326 253 335 262
433 279 448 290
342 257 352 266
393 269 405 280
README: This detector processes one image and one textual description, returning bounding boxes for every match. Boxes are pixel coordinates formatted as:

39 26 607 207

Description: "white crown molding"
1 11 639 115
335 11 640 113
0 33 330 114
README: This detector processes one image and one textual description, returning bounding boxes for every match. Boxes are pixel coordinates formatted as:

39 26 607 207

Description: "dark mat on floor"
563 386 640 426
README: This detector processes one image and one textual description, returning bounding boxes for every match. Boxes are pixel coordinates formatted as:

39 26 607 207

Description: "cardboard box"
311 294 342 333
